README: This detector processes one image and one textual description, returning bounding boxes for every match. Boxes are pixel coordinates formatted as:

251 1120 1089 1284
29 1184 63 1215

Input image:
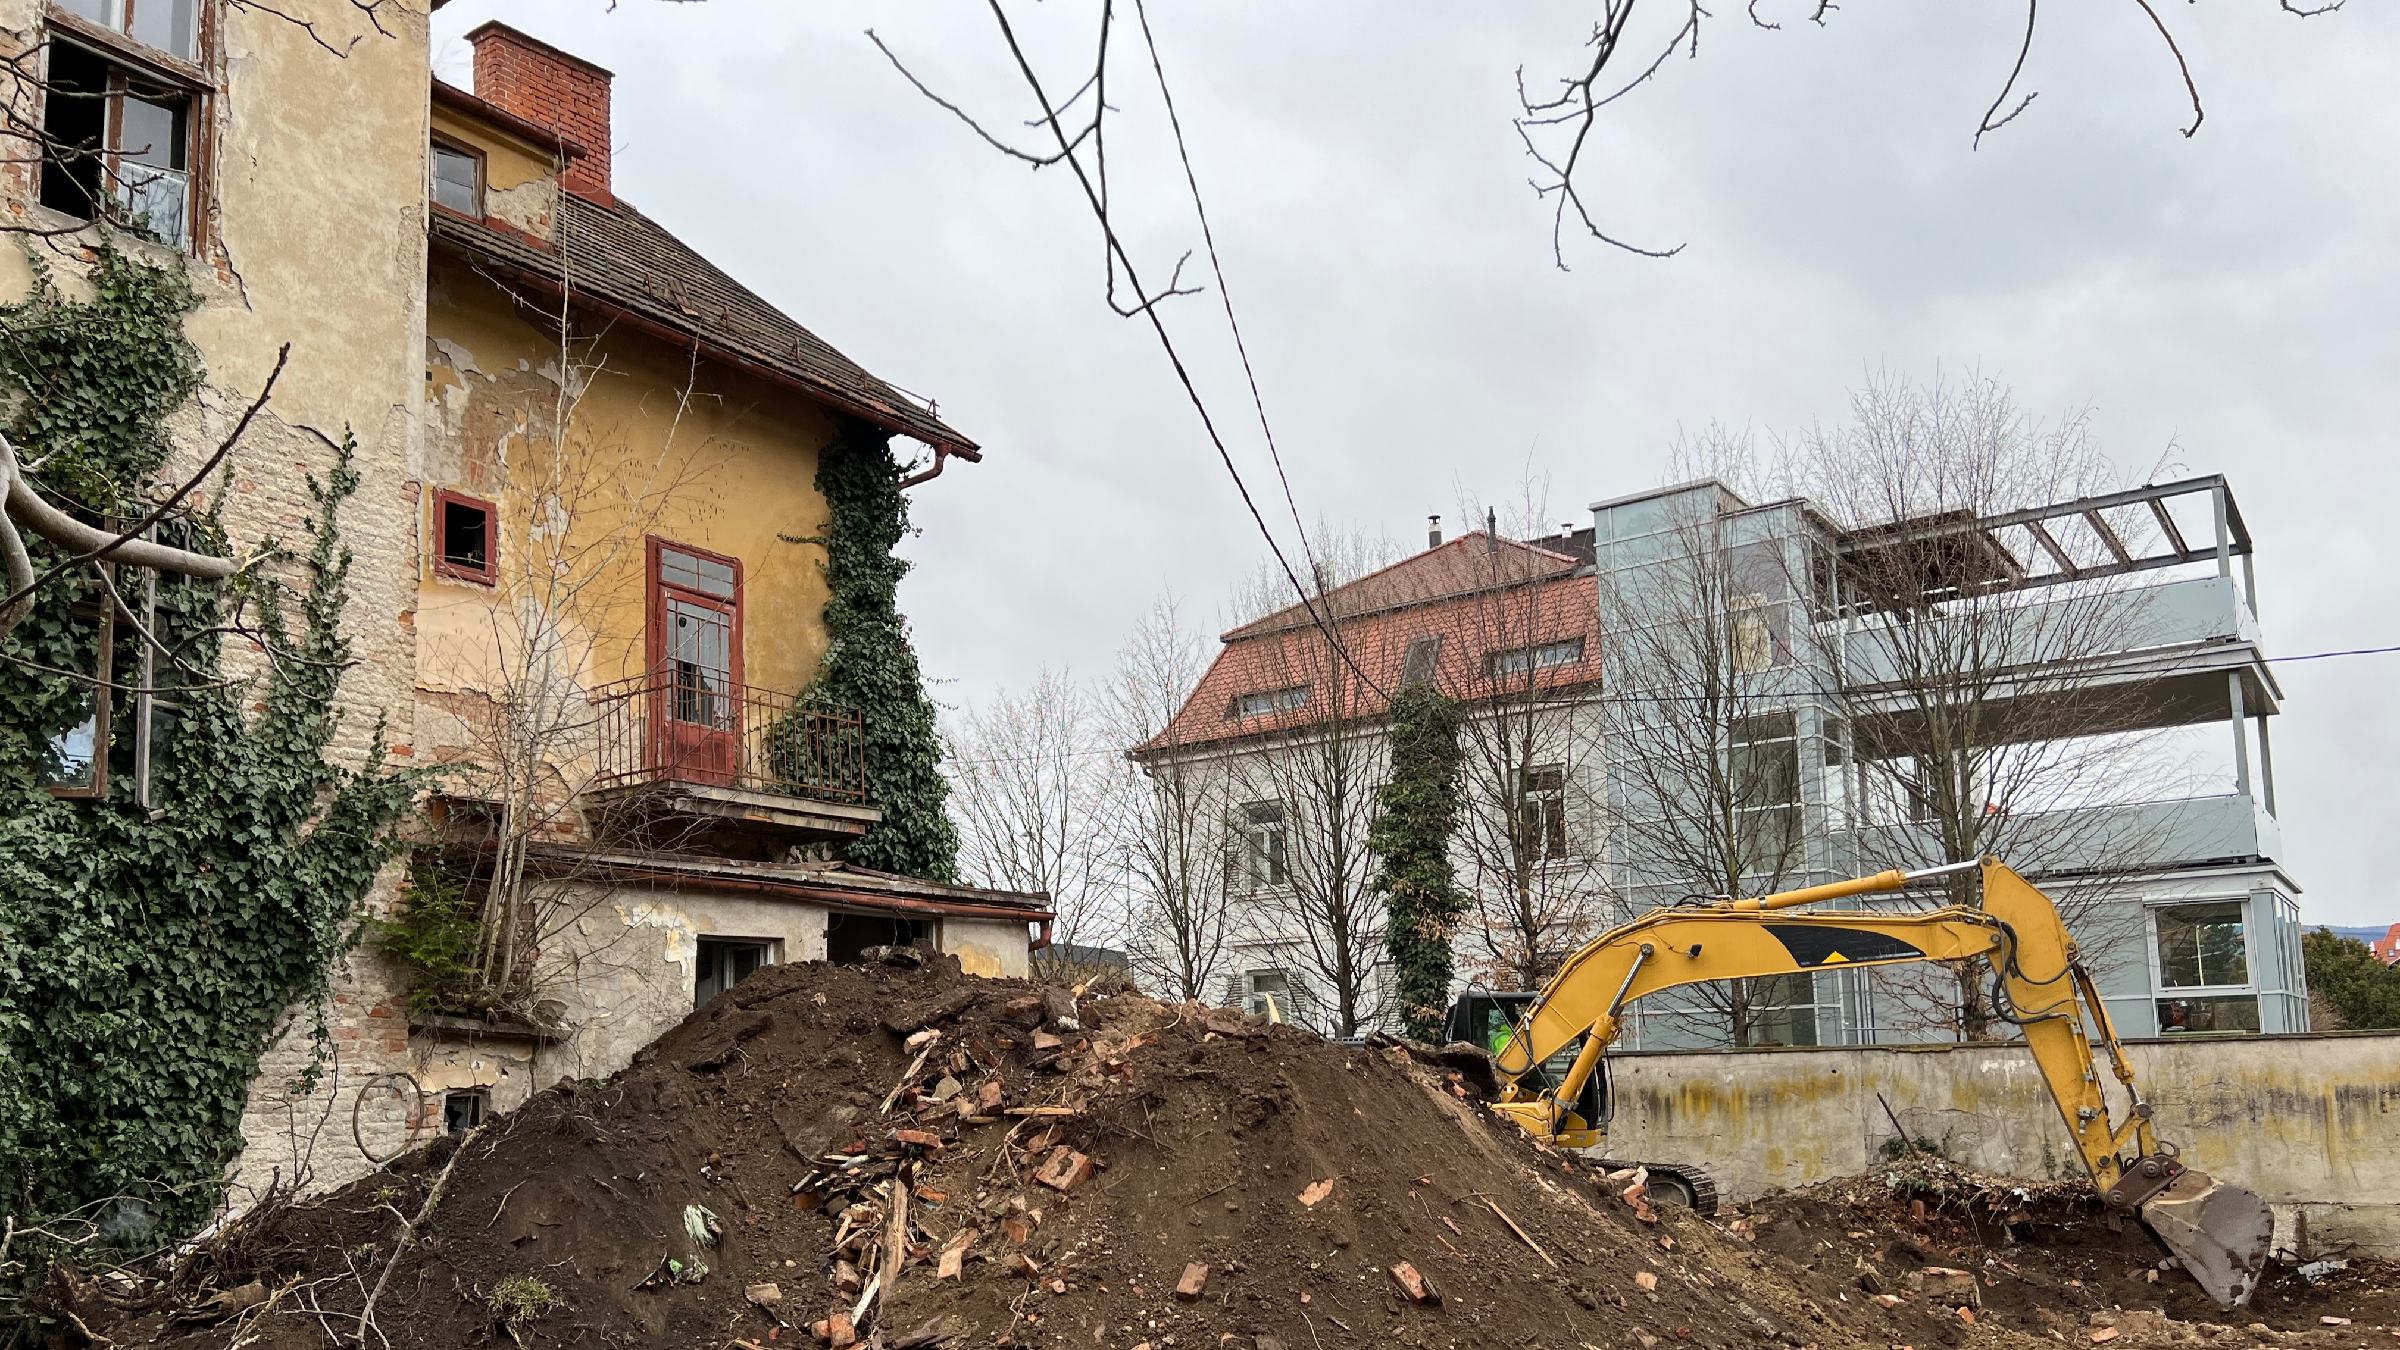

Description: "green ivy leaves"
0 247 414 1280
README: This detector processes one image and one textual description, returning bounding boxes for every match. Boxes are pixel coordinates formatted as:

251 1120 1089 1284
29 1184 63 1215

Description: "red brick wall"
469 24 612 205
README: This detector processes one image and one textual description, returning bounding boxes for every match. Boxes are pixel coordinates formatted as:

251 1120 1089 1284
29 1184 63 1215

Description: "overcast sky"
429 3 2397 925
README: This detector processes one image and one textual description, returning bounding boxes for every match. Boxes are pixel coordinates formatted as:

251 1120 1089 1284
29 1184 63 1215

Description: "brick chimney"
467 22 613 205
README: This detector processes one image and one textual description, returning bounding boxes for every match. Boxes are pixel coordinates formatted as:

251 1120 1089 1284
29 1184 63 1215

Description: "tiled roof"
429 194 978 458
1139 539 1600 755
1225 532 1579 639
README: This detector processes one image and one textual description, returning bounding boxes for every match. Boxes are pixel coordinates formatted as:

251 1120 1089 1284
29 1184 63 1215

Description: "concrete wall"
1600 1032 2400 1254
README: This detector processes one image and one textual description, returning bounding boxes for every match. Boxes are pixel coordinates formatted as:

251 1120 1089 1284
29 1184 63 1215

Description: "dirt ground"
71 957 2400 1350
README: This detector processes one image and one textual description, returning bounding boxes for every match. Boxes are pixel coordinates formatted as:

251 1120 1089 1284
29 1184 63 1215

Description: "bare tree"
945 666 1125 972
1212 537 1400 1037
1441 488 1613 991
1586 451 1823 1046
1513 2 2347 266
1777 370 2189 1039
1107 591 1229 1002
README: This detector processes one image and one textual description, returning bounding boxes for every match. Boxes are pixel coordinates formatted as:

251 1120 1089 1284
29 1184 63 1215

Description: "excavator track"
1596 1158 1720 1217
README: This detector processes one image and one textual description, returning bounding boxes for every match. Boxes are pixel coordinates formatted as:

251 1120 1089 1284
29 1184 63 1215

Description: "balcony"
587 675 880 852
1830 792 2281 878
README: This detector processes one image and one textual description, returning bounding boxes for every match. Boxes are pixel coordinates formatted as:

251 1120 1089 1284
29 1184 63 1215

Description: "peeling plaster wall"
414 252 843 792
0 0 437 1206
946 917 1035 979
430 102 559 238
1602 1033 2400 1255
525 880 832 1087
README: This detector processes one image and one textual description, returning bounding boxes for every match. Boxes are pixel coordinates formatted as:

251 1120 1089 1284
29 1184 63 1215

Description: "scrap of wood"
1003 1105 1079 1118
881 1041 942 1114
1480 1197 1558 1269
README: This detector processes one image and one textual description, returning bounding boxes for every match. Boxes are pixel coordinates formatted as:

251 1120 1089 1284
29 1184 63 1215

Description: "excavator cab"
1445 992 1607 1136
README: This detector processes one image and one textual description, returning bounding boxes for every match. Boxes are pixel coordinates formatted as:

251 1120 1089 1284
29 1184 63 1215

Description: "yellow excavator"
1455 857 2275 1309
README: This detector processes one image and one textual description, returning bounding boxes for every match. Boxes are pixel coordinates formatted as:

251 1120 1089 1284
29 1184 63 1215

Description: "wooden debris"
936 1229 977 1281
1005 1104 1078 1119
882 1041 942 1114
1479 1196 1558 1269
1388 1261 1439 1306
1173 1263 1210 1302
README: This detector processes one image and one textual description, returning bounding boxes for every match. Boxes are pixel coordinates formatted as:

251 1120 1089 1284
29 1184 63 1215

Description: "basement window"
37 30 205 250
430 139 483 217
434 489 496 585
441 1087 488 1135
694 937 773 1007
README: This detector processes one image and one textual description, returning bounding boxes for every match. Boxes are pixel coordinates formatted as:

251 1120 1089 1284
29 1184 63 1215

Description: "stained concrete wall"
1600 1032 2400 1254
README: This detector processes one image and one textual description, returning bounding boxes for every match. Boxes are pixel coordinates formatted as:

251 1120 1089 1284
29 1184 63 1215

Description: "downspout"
1030 917 1054 951
899 446 949 489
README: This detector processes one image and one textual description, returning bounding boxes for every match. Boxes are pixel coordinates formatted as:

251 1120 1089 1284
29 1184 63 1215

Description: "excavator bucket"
2138 1169 2274 1309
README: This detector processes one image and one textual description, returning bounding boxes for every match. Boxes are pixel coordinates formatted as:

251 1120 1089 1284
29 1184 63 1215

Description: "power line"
2264 644 2400 664
972 1 1394 706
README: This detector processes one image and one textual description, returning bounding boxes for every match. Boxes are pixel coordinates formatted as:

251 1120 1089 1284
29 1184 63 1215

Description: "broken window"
694 937 773 1007
42 590 115 798
38 23 205 250
430 139 483 216
433 489 495 584
441 1087 489 1135
1519 764 1569 862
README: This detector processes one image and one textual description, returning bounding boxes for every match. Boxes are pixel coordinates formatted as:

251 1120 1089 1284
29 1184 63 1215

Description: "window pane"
432 146 480 215
46 709 102 790
660 546 735 598
128 0 197 58
55 0 118 25
117 93 184 169
2156 995 2258 1034
2156 902 2248 989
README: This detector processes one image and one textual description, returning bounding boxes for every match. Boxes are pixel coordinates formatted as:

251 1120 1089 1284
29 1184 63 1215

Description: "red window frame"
432 487 497 586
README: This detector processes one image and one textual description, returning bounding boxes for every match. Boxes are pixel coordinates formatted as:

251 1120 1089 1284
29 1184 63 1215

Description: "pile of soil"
76 959 2400 1350
1739 1154 2400 1350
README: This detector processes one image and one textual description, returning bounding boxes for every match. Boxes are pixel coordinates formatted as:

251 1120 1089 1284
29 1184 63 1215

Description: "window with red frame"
434 489 496 584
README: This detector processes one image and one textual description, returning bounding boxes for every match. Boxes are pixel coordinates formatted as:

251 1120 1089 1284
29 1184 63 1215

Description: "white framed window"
1230 800 1289 891
694 936 775 1007
1520 764 1570 862
2150 900 2258 1033
1244 968 1291 1018
1228 685 1309 720
1488 637 1585 680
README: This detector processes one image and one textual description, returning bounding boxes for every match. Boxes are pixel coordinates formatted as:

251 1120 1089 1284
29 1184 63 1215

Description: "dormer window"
1228 685 1309 721
431 139 483 217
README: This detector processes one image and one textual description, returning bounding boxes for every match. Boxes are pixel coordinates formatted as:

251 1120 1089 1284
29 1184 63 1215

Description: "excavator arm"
1483 858 2273 1308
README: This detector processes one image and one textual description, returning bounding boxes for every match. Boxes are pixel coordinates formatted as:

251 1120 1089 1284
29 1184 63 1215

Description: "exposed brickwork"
469 22 613 204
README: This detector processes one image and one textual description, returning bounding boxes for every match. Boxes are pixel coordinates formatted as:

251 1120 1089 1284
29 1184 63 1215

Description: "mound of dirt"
1739 1154 2400 1349
78 960 2400 1350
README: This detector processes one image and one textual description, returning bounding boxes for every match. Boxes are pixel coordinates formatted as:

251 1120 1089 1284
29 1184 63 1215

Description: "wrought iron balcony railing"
591 674 868 806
